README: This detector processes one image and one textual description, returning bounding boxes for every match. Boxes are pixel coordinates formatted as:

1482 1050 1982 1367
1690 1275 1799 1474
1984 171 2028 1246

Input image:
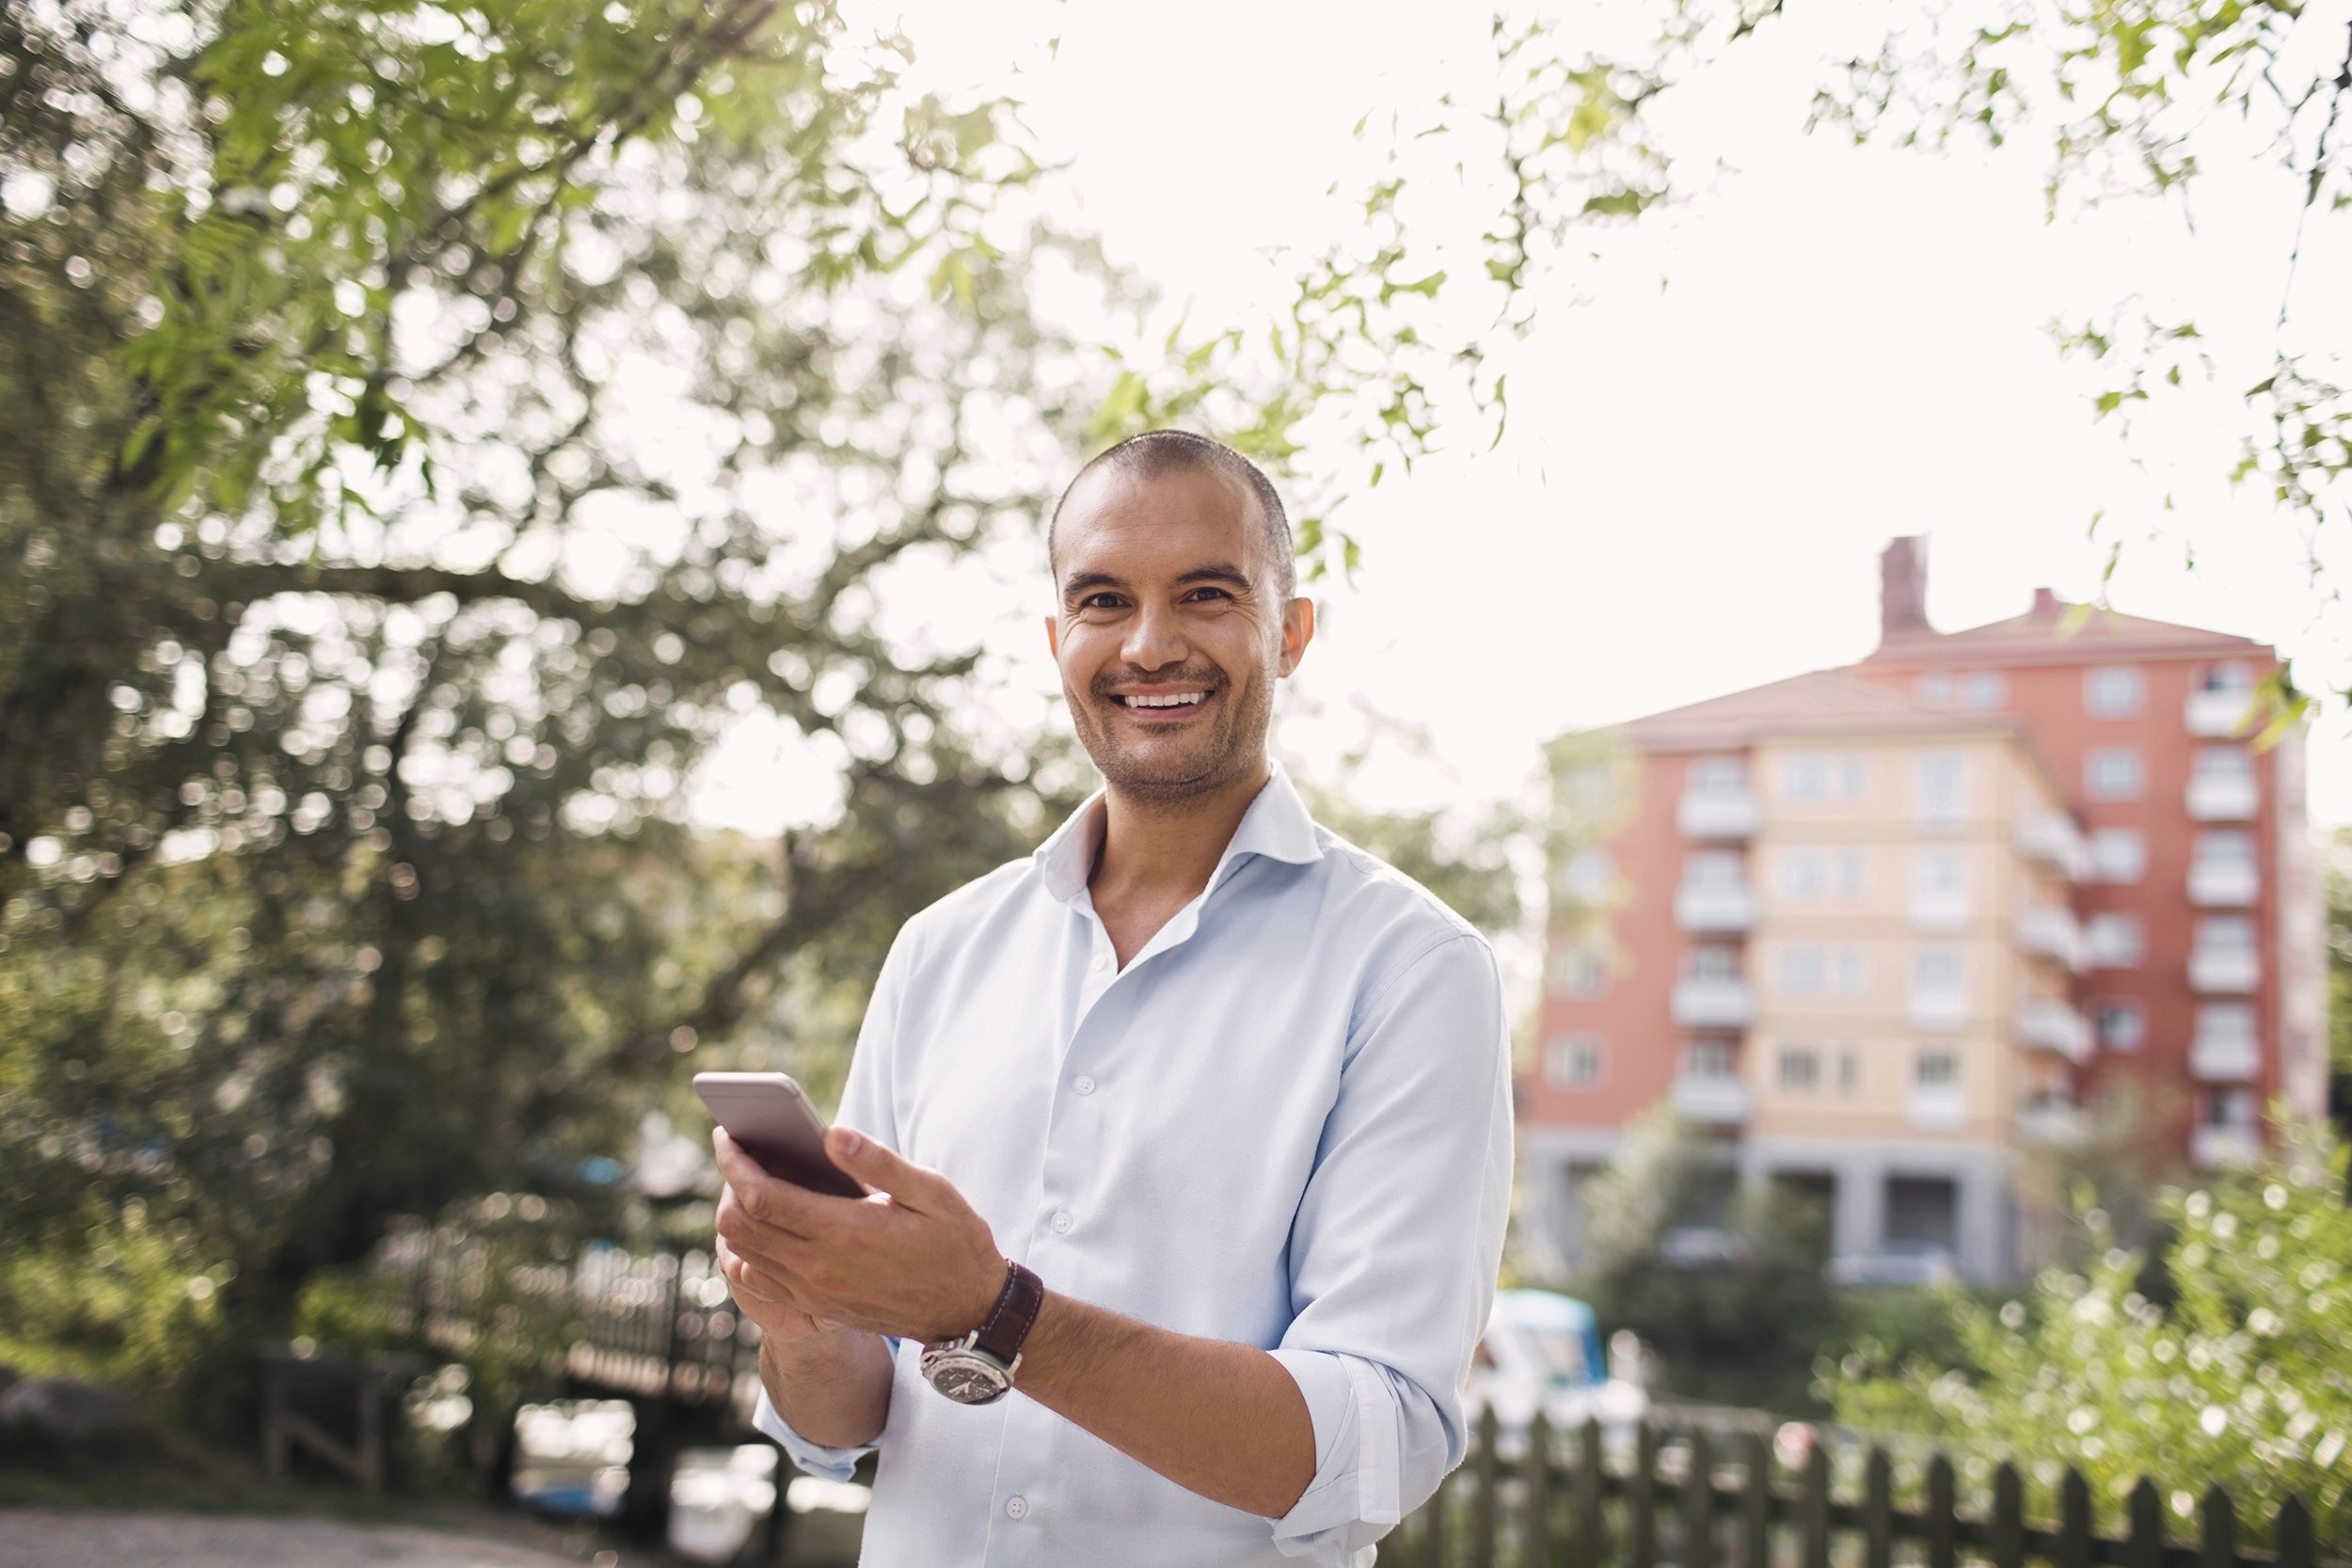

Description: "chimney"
2030 587 2061 619
1879 536 1931 644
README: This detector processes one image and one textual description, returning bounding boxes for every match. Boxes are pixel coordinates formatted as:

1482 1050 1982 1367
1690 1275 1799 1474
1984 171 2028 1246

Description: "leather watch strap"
971 1259 1045 1367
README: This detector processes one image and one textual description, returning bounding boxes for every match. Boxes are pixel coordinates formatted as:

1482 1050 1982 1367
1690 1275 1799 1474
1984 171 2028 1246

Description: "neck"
1091 756 1273 905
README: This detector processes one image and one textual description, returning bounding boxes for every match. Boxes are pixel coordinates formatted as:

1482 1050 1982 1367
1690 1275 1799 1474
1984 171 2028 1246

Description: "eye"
1076 593 1125 611
1183 586 1233 603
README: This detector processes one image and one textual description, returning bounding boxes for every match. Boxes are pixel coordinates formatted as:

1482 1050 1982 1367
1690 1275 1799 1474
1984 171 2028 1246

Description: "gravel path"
0 1510 609 1568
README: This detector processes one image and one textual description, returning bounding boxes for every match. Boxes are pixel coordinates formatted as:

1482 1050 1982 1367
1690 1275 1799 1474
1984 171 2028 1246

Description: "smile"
1111 690 1211 710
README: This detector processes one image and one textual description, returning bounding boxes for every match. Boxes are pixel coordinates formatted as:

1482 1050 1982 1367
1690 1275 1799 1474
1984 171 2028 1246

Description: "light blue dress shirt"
754 767 1514 1566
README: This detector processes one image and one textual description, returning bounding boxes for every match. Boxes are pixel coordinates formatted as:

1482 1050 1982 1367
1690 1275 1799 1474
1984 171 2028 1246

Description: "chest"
883 884 1364 1316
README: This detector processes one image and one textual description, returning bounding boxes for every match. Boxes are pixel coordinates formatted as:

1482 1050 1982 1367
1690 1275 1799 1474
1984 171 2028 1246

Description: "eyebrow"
1061 562 1256 599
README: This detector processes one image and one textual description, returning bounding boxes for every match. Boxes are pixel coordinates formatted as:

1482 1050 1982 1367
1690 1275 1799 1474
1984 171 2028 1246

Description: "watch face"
922 1347 1012 1405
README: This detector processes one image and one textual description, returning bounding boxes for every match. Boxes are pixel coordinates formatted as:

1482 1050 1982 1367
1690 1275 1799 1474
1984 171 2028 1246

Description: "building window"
1912 848 1969 922
2086 914 2143 967
1916 751 1968 825
1685 849 1744 889
2194 830 2255 868
1551 944 1611 998
1961 672 2007 709
1546 1034 1603 1090
1778 945 1825 995
1690 755 1747 793
2084 666 2145 718
1682 1040 1738 1081
2201 661 2255 694
2193 746 2254 784
1916 673 1954 706
1778 1048 1820 1091
1914 948 1965 996
2197 1004 2256 1047
1782 752 1865 802
1834 948 1868 996
2196 914 2256 954
1836 1050 1860 1091
1687 943 1741 980
1915 1050 1961 1088
1779 849 1828 900
1559 847 1615 904
2095 999 2145 1052
2086 747 2145 801
1837 850 1867 899
2089 828 2146 884
2205 1087 2257 1128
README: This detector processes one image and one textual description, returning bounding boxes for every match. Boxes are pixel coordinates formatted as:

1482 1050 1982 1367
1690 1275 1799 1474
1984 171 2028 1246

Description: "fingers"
712 1129 835 1238
717 1234 816 1314
824 1125 960 1214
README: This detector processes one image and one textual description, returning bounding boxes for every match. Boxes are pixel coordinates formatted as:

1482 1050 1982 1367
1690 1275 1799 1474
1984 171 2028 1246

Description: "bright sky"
696 0 2352 837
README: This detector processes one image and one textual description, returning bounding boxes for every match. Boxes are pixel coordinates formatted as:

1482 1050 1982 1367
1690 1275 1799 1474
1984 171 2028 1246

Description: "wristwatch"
920 1259 1044 1405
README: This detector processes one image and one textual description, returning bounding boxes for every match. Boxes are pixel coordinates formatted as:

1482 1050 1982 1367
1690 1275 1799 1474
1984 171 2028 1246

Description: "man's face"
1045 465 1312 807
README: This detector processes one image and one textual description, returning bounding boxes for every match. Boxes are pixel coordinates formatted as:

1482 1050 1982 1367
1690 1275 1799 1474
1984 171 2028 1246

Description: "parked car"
1824 1240 1958 1288
1464 1290 1648 1459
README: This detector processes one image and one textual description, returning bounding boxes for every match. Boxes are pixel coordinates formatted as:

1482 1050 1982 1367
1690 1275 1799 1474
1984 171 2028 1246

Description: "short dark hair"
1047 430 1298 599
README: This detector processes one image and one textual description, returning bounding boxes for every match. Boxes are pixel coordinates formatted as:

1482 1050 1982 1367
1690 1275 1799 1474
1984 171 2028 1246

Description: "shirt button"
1006 1497 1029 1520
1073 1075 1096 1096
1089 951 1109 972
1051 1210 1074 1235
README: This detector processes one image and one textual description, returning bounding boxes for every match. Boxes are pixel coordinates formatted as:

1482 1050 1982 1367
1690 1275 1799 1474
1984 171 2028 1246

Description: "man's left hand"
713 1126 1008 1344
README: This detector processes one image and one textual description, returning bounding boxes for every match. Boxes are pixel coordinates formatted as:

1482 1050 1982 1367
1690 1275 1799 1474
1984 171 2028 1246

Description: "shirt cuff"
752 1384 879 1484
1266 1349 1404 1555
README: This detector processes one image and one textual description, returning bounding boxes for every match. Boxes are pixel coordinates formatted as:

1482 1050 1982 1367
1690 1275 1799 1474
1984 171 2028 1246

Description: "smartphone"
692 1071 867 1199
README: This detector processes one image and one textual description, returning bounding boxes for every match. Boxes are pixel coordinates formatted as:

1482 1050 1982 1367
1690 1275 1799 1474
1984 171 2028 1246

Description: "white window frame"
2084 665 2145 719
2086 747 2145 801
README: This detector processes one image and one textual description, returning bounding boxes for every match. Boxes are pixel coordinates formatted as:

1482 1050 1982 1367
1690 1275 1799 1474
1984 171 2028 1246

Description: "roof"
1619 668 2024 751
1867 592 2272 668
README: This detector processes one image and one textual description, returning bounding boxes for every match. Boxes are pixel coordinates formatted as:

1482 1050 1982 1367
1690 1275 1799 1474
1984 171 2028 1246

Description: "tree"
0 0 1115 1398
1569 1105 1837 1412
2327 828 2351 1079
1830 1120 2352 1547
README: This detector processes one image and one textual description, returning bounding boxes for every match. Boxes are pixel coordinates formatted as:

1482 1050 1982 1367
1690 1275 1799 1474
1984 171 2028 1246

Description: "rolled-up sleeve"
1265 931 1514 1557
749 922 916 1479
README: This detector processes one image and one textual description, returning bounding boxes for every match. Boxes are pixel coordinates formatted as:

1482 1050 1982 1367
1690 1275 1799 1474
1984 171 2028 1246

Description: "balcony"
2185 689 2258 738
1671 976 1755 1029
2191 1123 2261 1168
2016 998 2092 1062
2014 905 2084 970
1670 1074 1752 1126
2186 773 2258 821
2015 812 2090 880
1906 1086 1966 1132
1678 787 1760 840
1907 989 1970 1032
2186 860 2259 907
2189 1030 2261 1082
1676 883 1757 933
2188 946 2261 993
2015 1099 2086 1146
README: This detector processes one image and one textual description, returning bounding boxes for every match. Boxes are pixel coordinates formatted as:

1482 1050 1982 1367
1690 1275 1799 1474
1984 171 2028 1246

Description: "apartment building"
1522 540 2328 1282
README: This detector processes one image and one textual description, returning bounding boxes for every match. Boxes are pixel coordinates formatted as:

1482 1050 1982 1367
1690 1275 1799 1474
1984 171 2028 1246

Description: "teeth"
1121 691 1206 708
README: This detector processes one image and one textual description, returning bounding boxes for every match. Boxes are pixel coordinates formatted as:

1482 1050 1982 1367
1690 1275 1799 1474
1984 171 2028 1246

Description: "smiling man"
712 430 1513 1566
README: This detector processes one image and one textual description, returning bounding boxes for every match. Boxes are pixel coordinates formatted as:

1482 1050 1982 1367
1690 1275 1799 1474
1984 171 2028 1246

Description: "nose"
1120 595 1190 673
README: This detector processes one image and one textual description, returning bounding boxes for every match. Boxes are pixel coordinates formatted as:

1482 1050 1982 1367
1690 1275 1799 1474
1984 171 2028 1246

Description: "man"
712 430 1512 1565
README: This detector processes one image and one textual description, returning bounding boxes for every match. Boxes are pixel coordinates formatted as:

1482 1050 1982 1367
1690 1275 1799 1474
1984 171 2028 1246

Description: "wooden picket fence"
1392 1413 2344 1568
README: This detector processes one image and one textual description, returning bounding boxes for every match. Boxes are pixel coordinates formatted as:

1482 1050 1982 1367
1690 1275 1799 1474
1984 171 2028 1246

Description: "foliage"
1569 1105 1838 1413
2328 829 2351 1076
1828 1118 2352 1546
0 0 1121 1418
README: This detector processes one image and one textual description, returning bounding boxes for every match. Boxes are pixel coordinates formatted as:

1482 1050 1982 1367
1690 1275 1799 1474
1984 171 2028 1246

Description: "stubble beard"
1072 665 1274 814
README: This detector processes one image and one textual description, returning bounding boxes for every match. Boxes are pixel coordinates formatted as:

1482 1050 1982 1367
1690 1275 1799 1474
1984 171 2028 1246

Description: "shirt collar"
1032 764 1325 907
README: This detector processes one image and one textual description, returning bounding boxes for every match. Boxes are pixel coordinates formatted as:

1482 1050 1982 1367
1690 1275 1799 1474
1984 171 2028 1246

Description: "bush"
1826 1117 2352 1546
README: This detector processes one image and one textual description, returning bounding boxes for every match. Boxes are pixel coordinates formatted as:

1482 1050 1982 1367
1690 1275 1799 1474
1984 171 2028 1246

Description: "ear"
1044 613 1061 660
1277 596 1314 678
